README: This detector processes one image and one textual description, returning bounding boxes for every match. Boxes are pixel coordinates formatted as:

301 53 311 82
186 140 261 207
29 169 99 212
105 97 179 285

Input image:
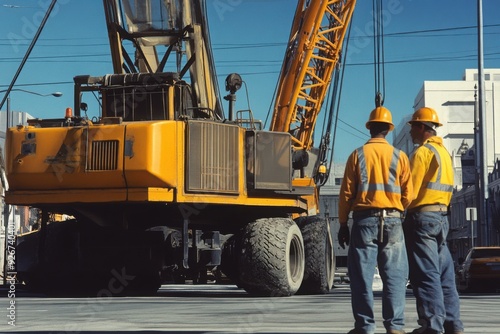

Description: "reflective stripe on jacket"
338 138 413 223
407 136 454 209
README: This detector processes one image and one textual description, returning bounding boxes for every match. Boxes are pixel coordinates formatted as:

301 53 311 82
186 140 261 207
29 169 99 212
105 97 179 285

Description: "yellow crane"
5 0 355 297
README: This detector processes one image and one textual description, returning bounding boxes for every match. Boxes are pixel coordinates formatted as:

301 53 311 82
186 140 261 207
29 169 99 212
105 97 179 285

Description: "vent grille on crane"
89 140 119 171
186 121 239 193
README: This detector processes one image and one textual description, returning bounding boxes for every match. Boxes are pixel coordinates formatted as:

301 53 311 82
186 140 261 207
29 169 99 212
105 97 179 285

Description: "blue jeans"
348 215 408 334
404 211 464 333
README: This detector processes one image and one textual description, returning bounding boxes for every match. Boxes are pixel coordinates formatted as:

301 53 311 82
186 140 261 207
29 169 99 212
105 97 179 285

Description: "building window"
473 73 496 81
335 177 342 186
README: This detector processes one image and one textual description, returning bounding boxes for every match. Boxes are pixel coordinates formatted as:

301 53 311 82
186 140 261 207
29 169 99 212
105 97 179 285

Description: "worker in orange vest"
338 106 413 334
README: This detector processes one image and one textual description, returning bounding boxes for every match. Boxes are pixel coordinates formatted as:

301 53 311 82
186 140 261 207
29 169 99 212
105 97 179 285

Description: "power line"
0 81 72 89
383 23 500 37
337 119 370 139
0 23 498 52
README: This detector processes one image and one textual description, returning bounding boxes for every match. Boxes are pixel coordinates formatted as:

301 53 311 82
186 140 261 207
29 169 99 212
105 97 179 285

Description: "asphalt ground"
0 283 497 333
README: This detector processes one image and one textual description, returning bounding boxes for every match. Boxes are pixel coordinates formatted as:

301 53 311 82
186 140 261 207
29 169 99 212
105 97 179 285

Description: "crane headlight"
225 73 242 94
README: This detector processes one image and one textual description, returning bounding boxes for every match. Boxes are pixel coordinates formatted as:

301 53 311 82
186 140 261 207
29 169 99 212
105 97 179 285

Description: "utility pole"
473 86 482 245
477 0 489 246
2 98 9 285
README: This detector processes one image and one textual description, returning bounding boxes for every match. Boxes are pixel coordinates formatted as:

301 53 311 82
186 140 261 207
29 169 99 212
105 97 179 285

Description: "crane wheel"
219 234 241 286
295 215 335 294
237 218 305 297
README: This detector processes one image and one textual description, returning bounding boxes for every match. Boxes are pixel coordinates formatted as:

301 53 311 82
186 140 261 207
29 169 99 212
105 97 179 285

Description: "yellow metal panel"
175 191 307 211
6 121 182 195
6 189 128 205
292 177 319 215
6 125 126 190
6 187 174 205
127 188 175 202
292 177 316 188
123 121 179 188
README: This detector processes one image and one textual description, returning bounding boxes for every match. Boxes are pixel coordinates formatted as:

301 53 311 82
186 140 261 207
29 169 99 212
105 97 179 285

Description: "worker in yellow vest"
404 107 464 334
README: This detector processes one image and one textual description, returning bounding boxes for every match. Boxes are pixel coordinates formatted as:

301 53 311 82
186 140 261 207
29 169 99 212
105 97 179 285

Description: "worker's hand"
338 224 350 249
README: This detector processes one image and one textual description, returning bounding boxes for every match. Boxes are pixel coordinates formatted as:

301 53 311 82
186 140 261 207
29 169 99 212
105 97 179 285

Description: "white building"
0 110 33 149
393 68 500 191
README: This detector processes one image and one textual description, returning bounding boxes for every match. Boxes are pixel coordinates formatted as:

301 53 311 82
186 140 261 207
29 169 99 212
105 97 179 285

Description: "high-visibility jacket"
407 136 454 209
338 138 413 223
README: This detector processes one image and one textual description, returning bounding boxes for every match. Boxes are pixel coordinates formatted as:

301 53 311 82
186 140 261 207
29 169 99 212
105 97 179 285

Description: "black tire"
238 218 305 297
296 216 335 294
220 234 241 286
17 219 162 296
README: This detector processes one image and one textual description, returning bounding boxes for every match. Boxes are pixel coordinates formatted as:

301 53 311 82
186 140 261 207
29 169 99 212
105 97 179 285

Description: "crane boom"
270 0 356 151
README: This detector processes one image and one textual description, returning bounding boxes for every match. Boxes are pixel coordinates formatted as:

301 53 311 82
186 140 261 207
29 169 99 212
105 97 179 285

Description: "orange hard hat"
408 107 442 128
366 106 394 131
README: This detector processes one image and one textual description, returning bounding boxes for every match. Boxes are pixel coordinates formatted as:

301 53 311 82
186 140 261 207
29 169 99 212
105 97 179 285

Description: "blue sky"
1 0 499 162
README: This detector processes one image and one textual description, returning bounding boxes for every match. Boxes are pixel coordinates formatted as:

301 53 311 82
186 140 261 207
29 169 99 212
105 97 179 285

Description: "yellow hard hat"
408 107 443 128
366 106 394 131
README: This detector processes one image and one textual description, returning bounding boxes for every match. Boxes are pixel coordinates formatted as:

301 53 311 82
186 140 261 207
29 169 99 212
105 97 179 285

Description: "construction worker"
404 107 464 334
338 106 413 334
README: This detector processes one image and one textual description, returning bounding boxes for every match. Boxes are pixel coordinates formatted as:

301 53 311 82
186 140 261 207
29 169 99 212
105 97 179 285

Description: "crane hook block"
318 164 327 174
375 92 384 107
225 73 242 94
